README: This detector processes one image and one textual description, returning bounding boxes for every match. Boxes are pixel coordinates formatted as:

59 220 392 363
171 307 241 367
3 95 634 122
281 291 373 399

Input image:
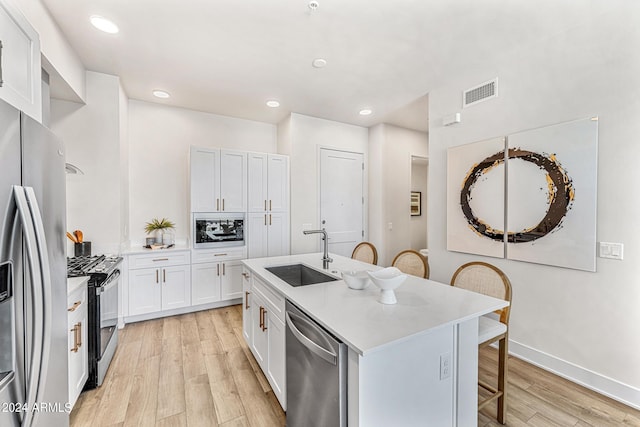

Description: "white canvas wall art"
447 137 506 258
446 118 598 271
506 118 598 271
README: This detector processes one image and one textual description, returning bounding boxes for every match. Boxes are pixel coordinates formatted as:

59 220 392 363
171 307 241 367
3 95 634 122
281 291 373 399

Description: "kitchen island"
242 253 508 427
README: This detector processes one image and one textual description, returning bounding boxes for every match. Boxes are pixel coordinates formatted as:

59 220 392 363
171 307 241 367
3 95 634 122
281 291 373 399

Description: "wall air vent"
463 78 498 108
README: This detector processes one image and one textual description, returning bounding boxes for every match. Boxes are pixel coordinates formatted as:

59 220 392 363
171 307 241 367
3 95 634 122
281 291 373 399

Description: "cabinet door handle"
269 200 272 211
264 200 267 211
222 199 225 211
217 264 220 276
264 214 267 226
153 258 169 262
0 40 3 88
217 198 220 211
156 269 159 283
262 308 268 331
69 325 76 352
163 269 166 282
77 322 82 348
214 253 227 257
242 272 250 279
222 263 226 275
67 301 82 312
70 323 80 353
269 214 272 226
259 306 263 329
245 291 250 310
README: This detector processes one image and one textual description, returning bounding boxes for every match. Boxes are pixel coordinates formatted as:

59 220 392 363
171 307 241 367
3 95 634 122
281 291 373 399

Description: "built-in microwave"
193 213 245 248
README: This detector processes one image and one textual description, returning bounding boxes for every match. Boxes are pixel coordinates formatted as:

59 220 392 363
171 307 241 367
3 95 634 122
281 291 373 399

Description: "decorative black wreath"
460 148 574 243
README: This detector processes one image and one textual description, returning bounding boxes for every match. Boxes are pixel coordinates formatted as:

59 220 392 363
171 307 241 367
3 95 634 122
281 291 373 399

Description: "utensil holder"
74 242 91 257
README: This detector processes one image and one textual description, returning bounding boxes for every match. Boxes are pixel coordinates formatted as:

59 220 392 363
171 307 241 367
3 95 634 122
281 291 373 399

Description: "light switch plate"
599 242 624 260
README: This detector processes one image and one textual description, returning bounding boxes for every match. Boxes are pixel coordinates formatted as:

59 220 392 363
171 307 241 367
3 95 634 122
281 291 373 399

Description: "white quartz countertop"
67 276 89 295
242 253 508 356
121 243 191 255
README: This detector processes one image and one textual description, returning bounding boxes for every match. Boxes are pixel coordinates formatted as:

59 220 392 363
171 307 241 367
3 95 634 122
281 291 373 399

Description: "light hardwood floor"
71 305 640 427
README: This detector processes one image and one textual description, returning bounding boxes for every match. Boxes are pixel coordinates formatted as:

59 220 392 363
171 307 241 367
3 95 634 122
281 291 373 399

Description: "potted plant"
144 218 175 245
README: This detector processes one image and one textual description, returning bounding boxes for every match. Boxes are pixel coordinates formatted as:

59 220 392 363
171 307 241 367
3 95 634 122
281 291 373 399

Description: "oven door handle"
97 270 120 295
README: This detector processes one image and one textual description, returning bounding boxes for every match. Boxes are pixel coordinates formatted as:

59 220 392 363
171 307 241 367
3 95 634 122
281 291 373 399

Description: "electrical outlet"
440 352 451 380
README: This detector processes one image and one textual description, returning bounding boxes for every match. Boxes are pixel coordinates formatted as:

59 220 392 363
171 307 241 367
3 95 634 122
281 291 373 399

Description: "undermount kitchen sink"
265 264 338 287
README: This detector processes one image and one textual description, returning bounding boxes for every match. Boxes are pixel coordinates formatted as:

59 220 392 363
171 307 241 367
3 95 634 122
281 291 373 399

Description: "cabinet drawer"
252 275 285 323
191 246 247 264
128 251 190 269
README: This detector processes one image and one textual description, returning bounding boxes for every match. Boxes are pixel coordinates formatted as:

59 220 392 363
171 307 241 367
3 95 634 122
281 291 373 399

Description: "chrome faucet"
303 229 333 269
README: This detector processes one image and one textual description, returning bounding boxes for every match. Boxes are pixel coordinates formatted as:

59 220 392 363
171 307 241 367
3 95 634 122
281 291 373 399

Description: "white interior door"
320 149 364 257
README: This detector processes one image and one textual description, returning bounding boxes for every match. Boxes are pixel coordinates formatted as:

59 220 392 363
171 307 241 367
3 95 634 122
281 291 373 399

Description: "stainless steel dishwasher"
285 300 347 427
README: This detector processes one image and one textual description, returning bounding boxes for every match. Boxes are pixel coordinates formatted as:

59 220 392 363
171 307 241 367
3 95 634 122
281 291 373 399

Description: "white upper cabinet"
266 155 289 212
191 147 220 212
248 153 289 213
247 152 268 212
190 147 247 212
220 149 247 212
0 0 42 122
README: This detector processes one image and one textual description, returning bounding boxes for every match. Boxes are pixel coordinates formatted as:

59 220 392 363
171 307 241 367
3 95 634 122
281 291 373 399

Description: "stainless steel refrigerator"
0 98 70 426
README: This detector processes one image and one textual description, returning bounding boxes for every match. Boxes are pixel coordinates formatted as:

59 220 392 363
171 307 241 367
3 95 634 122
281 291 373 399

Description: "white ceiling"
40 0 600 132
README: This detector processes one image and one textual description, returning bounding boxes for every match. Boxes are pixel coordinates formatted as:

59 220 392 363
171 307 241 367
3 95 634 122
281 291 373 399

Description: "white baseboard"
509 339 640 411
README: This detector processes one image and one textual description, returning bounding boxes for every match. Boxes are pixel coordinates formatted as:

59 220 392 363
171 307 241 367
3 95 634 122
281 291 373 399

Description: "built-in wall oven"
67 255 122 389
193 213 245 248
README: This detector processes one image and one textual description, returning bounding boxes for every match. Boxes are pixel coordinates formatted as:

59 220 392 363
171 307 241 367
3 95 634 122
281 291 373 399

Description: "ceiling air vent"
463 78 498 108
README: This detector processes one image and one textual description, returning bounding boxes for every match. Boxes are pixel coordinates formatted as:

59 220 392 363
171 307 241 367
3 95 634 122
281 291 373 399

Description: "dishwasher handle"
286 311 337 365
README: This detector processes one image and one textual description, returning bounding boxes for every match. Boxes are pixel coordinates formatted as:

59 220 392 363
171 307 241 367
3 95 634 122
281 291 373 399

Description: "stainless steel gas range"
67 255 122 389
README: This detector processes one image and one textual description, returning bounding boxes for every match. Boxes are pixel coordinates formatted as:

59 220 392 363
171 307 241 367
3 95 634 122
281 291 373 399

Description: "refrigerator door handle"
12 186 50 427
0 371 15 393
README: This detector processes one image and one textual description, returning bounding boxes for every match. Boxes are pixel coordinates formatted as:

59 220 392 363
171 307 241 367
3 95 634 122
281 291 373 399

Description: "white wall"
368 125 385 263
410 159 428 252
281 113 369 254
369 124 428 266
119 84 129 247
51 71 124 255
428 6 640 407
127 100 277 244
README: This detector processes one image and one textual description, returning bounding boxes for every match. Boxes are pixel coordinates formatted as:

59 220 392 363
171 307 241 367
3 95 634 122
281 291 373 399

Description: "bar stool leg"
497 335 508 424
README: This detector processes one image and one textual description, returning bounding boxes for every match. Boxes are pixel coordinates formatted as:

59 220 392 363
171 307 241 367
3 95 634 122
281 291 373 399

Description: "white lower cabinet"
67 282 88 409
266 315 286 402
191 247 245 306
241 267 252 344
247 274 286 409
128 251 191 316
191 259 243 305
251 291 268 368
191 262 221 305
221 260 243 300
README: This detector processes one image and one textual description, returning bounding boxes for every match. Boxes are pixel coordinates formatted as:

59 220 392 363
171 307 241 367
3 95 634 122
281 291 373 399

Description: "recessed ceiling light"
266 100 280 108
312 58 327 68
152 90 170 99
90 15 119 34
359 109 372 116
